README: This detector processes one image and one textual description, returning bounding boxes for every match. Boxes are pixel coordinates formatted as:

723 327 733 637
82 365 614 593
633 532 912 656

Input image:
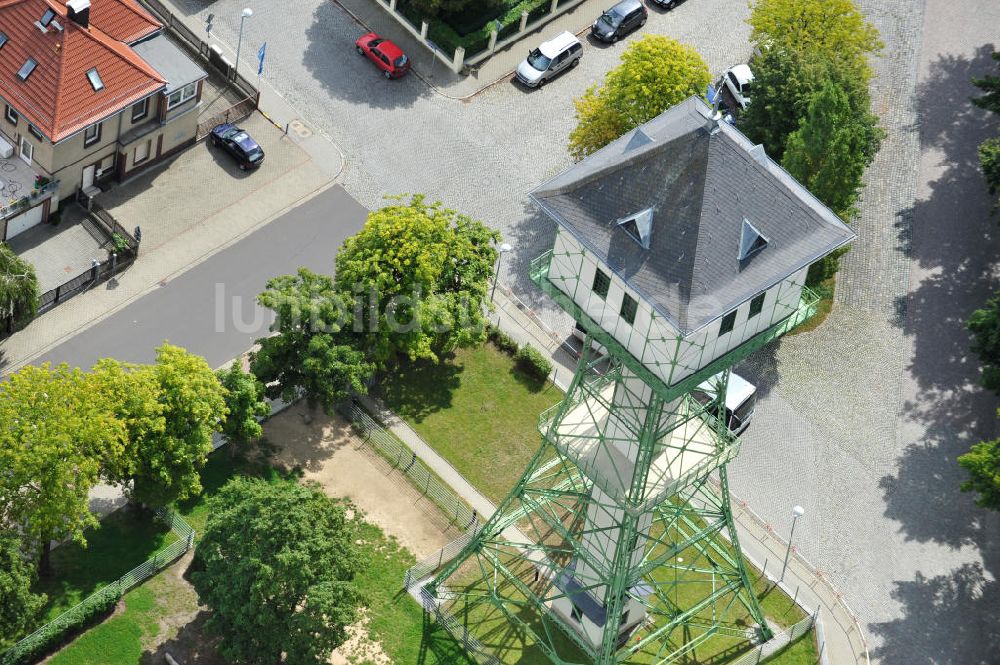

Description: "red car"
355 32 411 79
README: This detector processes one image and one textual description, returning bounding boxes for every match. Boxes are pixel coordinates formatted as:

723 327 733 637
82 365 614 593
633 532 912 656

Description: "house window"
5 105 17 125
27 124 42 140
748 293 765 319
620 293 637 326
131 98 149 122
19 135 32 165
86 68 104 92
570 604 583 624
83 122 101 147
592 268 610 300
134 140 150 165
166 82 197 109
719 310 737 336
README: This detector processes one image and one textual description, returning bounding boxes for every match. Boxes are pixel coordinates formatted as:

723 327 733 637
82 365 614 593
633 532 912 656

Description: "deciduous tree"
748 0 882 83
217 362 270 457
569 35 710 159
968 291 1000 394
92 345 227 509
959 421 1000 511
0 532 45 648
0 364 125 572
0 244 39 328
252 268 373 414
971 51 1000 115
191 479 361 665
334 195 499 366
979 137 1000 206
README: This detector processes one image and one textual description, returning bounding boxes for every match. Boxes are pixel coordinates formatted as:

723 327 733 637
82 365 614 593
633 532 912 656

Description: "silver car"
515 31 583 88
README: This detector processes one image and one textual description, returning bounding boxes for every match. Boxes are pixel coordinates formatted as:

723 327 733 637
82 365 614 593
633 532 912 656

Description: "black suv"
591 0 647 43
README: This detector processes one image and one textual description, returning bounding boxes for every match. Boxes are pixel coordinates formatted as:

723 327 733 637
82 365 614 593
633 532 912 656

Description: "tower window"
620 293 637 325
570 604 583 623
620 611 630 626
592 268 610 299
719 310 737 335
748 293 765 319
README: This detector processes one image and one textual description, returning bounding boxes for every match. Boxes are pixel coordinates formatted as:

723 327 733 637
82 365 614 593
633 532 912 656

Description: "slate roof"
530 96 856 335
0 0 165 142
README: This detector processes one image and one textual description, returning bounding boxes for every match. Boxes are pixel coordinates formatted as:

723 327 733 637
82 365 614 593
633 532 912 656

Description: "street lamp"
491 242 512 302
234 7 253 78
779 505 805 583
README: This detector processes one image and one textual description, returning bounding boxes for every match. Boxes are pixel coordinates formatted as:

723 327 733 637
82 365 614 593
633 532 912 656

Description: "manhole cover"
289 119 312 138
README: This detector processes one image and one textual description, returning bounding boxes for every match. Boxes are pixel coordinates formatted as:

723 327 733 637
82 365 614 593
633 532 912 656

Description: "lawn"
764 629 819 664
376 342 563 504
33 508 178 624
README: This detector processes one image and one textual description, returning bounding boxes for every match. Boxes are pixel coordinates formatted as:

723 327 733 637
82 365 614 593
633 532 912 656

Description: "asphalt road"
36 185 367 370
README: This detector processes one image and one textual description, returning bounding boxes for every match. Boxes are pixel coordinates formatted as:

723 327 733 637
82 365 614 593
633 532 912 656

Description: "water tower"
422 97 854 664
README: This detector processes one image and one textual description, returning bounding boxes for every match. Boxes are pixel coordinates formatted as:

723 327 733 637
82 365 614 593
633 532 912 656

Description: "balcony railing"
1 179 59 221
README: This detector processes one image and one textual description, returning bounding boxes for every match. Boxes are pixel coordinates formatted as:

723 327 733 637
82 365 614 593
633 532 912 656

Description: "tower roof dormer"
530 96 855 335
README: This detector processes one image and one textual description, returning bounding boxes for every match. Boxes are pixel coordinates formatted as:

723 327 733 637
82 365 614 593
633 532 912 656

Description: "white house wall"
547 228 808 387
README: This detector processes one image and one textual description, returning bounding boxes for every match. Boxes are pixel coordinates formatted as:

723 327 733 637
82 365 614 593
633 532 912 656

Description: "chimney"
67 0 90 28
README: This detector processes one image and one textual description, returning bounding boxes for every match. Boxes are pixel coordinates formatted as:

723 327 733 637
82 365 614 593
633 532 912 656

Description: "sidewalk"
334 0 610 99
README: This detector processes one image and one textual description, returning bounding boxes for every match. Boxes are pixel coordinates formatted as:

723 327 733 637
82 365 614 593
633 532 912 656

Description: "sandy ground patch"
264 401 462 559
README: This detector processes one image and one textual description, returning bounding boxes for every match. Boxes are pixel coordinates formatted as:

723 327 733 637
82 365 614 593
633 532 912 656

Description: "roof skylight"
616 208 654 249
0 32 8 49
40 8 55 27
17 58 37 82
86 68 104 91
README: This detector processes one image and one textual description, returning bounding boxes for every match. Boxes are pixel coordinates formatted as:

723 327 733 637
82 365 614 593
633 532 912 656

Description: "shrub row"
487 325 553 382
0 585 122 665
395 0 554 60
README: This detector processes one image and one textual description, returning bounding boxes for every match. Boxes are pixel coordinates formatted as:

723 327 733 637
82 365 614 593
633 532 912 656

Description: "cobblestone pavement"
155 0 998 661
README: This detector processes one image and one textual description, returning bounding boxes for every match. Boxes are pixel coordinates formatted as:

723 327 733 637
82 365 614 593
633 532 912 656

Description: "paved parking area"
7 205 104 293
96 112 311 252
149 0 1000 661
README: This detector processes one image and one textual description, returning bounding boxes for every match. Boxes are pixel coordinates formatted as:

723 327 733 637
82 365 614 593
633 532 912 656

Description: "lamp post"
779 505 805 583
234 7 253 78
491 242 512 302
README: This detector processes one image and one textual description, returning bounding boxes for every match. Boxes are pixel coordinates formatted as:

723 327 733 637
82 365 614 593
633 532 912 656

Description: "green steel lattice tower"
421 98 855 665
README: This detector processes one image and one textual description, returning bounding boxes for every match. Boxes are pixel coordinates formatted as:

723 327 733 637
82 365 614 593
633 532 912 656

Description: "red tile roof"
89 0 160 44
0 0 165 142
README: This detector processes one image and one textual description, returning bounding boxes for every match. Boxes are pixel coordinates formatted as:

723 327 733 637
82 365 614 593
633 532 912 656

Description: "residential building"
0 0 207 240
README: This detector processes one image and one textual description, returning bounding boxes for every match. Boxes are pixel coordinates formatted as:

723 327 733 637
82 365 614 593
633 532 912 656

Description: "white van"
515 31 583 88
690 372 757 436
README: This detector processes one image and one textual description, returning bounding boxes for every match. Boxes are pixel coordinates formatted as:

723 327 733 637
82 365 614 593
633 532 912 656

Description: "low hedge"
515 345 553 382
488 325 520 355
396 0 554 59
0 585 122 665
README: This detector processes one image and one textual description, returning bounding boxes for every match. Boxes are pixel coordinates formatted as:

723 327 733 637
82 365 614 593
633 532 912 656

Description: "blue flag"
257 42 266 76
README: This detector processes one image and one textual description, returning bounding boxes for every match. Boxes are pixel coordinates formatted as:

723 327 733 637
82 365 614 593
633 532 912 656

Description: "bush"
488 325 519 355
1 585 122 665
514 345 552 381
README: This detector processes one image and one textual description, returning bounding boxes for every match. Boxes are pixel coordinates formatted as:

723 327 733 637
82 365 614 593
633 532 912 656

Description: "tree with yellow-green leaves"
569 35 711 160
0 363 126 573
334 195 500 367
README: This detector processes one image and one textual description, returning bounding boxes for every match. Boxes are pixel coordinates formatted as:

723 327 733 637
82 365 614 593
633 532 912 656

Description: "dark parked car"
210 123 264 170
591 0 647 43
648 0 687 9
355 32 411 79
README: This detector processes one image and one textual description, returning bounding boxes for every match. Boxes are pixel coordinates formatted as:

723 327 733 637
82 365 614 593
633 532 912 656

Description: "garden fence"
726 613 819 665
338 398 478 530
0 509 195 665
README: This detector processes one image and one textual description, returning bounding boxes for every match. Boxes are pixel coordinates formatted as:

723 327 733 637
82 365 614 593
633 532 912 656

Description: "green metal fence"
0 508 195 665
338 399 478 531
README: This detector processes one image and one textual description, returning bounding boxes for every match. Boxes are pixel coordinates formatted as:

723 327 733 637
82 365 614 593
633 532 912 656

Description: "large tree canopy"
92 345 227 509
217 362 270 457
569 35 710 159
747 0 882 82
0 244 39 327
968 291 1000 393
958 419 1000 511
0 363 125 572
783 81 885 221
334 195 499 366
192 479 362 665
0 532 45 647
252 268 374 413
972 51 1000 115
